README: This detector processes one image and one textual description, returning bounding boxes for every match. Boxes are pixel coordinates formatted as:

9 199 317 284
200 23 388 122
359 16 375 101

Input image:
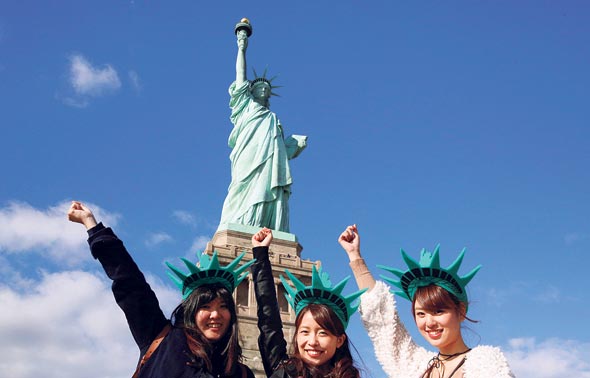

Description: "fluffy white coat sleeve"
359 281 433 378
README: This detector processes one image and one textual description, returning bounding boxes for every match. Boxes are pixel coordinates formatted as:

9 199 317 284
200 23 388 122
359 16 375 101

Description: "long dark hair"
171 284 242 376
285 304 360 378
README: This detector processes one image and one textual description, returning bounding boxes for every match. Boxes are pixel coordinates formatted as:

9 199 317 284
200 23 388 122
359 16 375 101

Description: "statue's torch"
234 17 252 37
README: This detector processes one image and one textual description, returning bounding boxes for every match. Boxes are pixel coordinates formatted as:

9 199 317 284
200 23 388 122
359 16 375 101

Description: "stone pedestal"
204 226 318 377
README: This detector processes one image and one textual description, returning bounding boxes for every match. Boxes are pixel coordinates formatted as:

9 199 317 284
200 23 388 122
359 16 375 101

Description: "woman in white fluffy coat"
338 225 514 378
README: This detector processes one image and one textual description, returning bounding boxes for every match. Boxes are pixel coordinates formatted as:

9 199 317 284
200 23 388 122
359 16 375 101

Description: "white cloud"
145 272 181 316
505 337 590 378
172 210 197 226
0 267 180 378
128 70 141 92
0 270 136 378
145 232 173 248
0 201 184 377
0 201 119 265
69 54 121 96
0 255 35 291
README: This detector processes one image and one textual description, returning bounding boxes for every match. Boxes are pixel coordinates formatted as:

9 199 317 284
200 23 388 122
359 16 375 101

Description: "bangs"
296 304 345 335
197 285 233 306
412 285 459 313
196 288 221 306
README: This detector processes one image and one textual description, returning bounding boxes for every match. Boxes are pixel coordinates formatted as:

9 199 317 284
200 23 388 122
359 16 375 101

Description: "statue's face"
251 82 271 101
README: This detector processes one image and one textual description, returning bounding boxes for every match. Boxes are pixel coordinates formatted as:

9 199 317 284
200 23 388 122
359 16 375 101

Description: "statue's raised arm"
218 18 307 234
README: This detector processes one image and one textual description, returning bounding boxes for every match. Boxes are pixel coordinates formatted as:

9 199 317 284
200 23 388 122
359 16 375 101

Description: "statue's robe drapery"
218 81 306 232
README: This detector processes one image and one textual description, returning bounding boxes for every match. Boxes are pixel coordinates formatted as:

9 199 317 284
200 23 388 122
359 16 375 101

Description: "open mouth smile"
305 349 323 357
426 329 442 339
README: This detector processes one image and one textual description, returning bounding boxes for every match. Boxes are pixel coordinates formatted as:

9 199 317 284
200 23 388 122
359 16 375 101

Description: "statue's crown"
166 251 255 299
249 67 281 97
280 265 366 329
378 245 481 310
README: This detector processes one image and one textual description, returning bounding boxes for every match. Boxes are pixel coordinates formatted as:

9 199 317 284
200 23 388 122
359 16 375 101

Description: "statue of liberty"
218 19 307 233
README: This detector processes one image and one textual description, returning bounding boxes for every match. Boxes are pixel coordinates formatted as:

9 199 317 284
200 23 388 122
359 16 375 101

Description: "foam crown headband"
166 251 255 299
280 265 366 329
378 245 481 310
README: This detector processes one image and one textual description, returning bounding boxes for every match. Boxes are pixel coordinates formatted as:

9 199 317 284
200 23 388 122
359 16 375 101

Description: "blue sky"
1 1 589 377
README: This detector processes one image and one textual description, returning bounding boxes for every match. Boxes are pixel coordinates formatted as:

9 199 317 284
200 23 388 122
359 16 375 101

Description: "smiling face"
414 305 465 353
294 306 346 367
412 285 468 354
195 297 232 342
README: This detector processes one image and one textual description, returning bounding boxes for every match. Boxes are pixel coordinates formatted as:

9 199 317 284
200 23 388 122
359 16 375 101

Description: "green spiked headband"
280 266 366 329
166 251 255 299
378 245 481 310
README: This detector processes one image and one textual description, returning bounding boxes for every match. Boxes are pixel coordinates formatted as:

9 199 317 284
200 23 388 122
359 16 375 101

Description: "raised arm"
251 228 288 376
338 224 376 291
235 29 248 86
339 225 433 377
68 201 167 351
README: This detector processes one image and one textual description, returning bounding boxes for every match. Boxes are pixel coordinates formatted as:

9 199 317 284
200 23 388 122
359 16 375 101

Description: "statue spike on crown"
280 265 367 329
250 67 281 97
166 250 255 300
378 245 481 311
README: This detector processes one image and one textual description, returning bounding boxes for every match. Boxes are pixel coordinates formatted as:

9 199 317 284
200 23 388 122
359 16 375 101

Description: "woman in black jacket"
68 201 255 378
250 228 364 378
